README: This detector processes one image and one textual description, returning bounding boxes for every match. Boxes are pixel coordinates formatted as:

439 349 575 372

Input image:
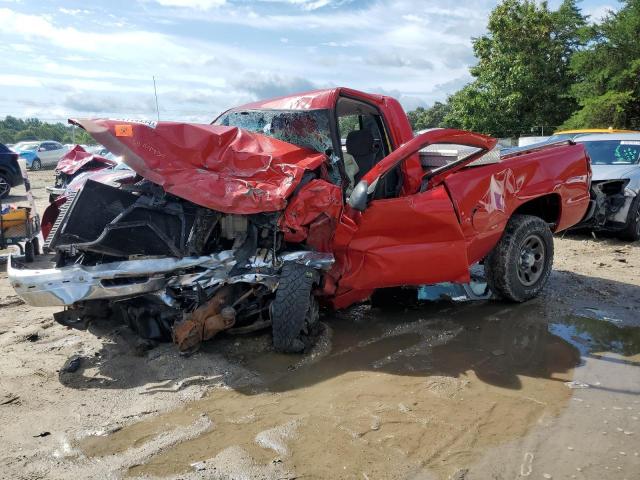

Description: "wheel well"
512 194 561 227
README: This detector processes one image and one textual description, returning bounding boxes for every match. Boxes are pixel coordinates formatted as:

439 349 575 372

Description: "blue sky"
0 0 620 123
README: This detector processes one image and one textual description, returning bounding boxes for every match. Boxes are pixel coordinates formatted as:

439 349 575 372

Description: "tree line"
0 116 96 145
408 0 640 137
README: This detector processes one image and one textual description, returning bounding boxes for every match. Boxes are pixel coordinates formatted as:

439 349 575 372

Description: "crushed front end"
577 179 636 233
9 118 341 353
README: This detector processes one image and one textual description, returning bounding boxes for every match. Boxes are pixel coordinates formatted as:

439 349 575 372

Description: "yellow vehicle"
549 128 640 141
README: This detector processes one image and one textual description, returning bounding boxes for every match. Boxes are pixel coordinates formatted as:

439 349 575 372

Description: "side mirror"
38 147 45 152
347 180 369 211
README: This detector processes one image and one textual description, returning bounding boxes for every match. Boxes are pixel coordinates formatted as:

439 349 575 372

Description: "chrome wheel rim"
517 234 545 286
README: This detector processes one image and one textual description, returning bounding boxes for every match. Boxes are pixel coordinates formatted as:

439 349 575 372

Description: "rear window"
582 140 640 165
0 143 9 153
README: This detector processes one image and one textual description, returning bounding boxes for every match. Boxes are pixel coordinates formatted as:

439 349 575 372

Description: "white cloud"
0 74 42 88
259 0 337 11
0 0 499 121
58 8 89 16
585 4 615 23
152 0 226 9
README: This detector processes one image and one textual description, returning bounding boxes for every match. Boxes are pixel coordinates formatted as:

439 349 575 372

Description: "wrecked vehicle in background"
574 134 640 241
46 145 117 202
8 88 592 354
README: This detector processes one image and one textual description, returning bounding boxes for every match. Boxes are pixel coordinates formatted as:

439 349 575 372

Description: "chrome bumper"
8 251 334 307
7 255 226 307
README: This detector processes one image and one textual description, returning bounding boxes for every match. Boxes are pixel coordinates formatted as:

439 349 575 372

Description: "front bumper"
8 251 334 307
8 255 222 307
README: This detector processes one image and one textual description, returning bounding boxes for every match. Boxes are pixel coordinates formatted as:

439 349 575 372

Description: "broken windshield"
582 140 640 165
214 109 333 155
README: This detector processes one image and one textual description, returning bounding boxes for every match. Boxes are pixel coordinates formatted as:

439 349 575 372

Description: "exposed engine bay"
11 178 333 353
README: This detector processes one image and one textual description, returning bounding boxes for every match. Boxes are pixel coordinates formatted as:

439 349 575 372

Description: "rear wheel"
0 173 10 199
271 262 319 353
485 215 553 302
619 196 640 242
31 158 42 171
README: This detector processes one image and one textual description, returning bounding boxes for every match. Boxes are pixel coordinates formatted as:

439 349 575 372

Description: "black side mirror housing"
347 180 369 211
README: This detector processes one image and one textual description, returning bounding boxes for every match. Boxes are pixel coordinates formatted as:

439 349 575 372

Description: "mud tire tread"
271 262 317 353
485 214 553 303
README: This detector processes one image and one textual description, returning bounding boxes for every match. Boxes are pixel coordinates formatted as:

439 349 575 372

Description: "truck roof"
231 87 393 111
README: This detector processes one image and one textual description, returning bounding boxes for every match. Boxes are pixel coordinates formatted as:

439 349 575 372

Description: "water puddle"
550 313 640 373
78 298 640 479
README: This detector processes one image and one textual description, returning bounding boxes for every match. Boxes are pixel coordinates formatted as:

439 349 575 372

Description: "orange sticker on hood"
115 124 133 137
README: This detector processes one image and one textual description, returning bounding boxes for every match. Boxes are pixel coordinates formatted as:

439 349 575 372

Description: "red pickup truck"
8 87 591 353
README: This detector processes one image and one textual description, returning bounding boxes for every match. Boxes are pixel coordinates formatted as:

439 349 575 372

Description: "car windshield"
581 140 640 165
16 142 39 151
214 109 333 154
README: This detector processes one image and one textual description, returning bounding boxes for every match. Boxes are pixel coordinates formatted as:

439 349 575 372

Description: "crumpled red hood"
69 119 327 214
56 145 116 175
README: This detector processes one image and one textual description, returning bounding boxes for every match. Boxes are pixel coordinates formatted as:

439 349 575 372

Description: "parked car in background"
547 128 639 143
575 133 640 241
0 142 23 199
502 128 640 155
85 145 110 156
12 140 67 170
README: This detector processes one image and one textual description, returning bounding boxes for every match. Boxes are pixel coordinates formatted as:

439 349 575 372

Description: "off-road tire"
271 262 319 353
30 158 42 171
0 173 10 199
485 214 553 303
619 195 640 242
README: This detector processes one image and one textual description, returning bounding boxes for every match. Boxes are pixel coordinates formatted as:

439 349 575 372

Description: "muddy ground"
1 169 639 480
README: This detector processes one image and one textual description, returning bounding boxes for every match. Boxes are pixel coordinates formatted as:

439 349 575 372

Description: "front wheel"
30 158 42 171
619 196 640 242
485 215 554 302
271 262 320 353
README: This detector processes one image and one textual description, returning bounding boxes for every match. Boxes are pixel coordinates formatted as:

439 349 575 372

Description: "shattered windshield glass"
214 109 333 154
582 140 640 165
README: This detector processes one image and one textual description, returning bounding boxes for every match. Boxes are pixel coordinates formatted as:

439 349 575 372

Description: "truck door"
337 129 496 292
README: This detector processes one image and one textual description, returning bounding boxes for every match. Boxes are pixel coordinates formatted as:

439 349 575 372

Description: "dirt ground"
1 169 640 480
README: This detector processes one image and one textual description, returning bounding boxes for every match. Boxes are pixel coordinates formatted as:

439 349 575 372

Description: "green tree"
407 101 452 130
562 0 640 129
444 0 586 137
0 116 97 145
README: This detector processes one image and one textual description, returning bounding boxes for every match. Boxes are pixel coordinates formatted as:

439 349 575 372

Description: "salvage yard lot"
1 170 640 479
